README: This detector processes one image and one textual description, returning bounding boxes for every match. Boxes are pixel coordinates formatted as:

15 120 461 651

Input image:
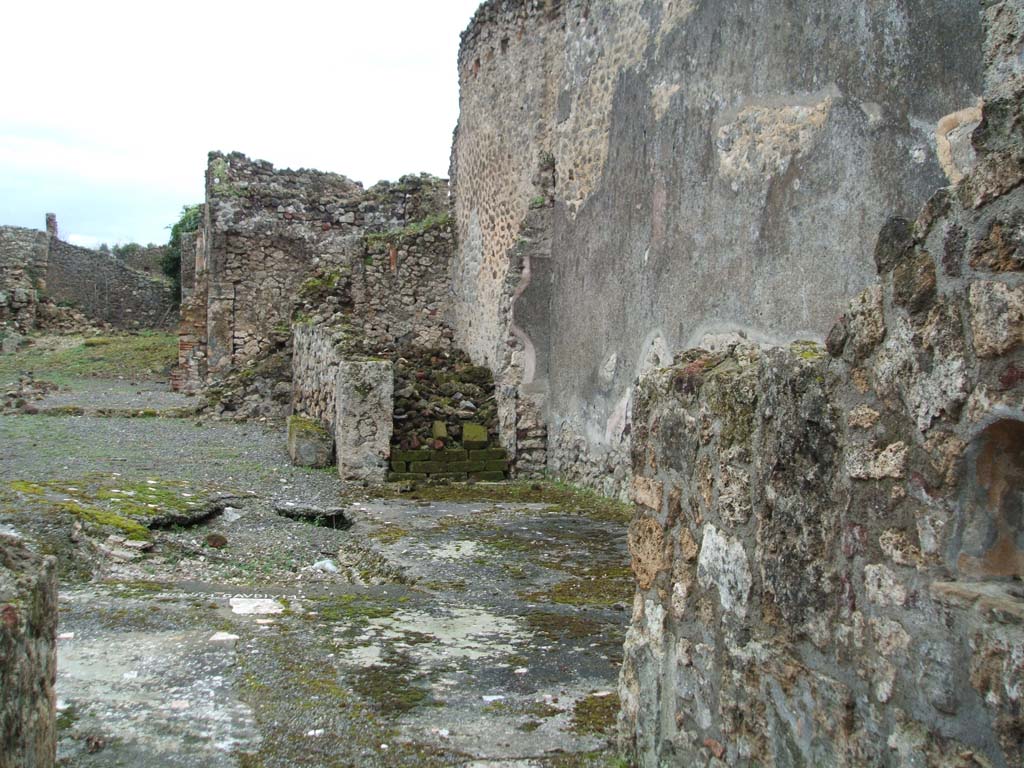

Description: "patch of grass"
364 212 451 250
9 480 44 495
570 692 620 736
0 332 177 383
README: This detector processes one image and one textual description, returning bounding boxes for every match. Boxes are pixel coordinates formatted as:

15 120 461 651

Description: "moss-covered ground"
0 332 177 385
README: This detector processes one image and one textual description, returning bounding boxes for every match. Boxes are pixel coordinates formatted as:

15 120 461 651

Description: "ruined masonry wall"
0 227 48 333
620 4 1024 762
46 238 176 329
291 323 343 431
453 0 986 498
1 221 174 332
0 536 57 768
180 151 453 392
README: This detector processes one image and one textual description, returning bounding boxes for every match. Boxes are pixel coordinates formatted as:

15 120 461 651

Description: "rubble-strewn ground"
0 335 633 768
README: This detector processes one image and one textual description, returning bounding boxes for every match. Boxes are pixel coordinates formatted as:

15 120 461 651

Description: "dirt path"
0 369 631 767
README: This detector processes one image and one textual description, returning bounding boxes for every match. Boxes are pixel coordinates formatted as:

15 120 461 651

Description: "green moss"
350 655 432 715
524 611 603 641
310 594 398 624
369 525 410 544
570 692 620 736
56 703 79 731
791 339 826 360
361 480 631 524
209 157 245 197
59 501 150 540
526 565 635 606
364 212 451 250
9 481 44 495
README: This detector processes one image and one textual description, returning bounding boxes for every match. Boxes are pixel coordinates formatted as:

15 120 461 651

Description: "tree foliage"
163 204 203 301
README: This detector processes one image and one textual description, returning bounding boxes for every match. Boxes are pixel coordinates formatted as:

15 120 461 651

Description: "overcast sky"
0 0 481 247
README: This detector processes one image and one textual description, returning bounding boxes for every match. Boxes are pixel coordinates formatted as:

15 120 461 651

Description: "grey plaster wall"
452 0 986 496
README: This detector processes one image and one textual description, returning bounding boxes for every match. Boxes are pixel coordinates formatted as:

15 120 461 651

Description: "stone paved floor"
0 373 631 767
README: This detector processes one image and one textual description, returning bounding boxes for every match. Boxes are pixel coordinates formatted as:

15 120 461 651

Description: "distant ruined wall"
0 227 48 333
46 237 176 329
113 245 167 276
176 151 452 393
620 3 1024 764
452 0 986 497
1 217 174 333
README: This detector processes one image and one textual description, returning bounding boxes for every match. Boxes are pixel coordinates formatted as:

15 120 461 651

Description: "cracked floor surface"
0 366 632 767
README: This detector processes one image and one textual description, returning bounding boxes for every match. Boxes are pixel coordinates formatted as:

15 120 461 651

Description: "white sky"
0 0 482 247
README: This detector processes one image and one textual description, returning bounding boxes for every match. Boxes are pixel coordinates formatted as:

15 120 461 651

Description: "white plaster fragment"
697 524 752 618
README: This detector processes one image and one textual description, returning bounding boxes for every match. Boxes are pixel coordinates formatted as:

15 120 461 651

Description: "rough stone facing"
0 536 57 768
334 361 393 483
618 6 1024 760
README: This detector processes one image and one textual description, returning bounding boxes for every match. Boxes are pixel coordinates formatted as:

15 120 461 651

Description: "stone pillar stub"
334 360 393 483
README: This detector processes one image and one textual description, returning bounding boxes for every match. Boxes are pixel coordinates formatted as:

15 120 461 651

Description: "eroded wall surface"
0 536 57 768
452 0 986 496
620 3 1024 763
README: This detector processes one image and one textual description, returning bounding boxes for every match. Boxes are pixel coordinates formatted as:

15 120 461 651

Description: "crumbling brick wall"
620 4 1024 763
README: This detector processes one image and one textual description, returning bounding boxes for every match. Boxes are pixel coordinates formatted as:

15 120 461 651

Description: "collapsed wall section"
452 0 986 497
619 4 1024 761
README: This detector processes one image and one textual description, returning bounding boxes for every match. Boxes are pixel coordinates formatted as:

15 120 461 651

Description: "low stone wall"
619 50 1024 764
335 361 393 483
0 536 57 768
47 239 176 329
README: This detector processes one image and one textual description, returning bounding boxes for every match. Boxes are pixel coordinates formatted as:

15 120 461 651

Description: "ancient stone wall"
112 244 166 275
0 227 48 333
291 322 343 431
452 0 987 497
46 238 176 329
177 152 453 394
0 536 57 768
619 4 1024 762
1 218 174 333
